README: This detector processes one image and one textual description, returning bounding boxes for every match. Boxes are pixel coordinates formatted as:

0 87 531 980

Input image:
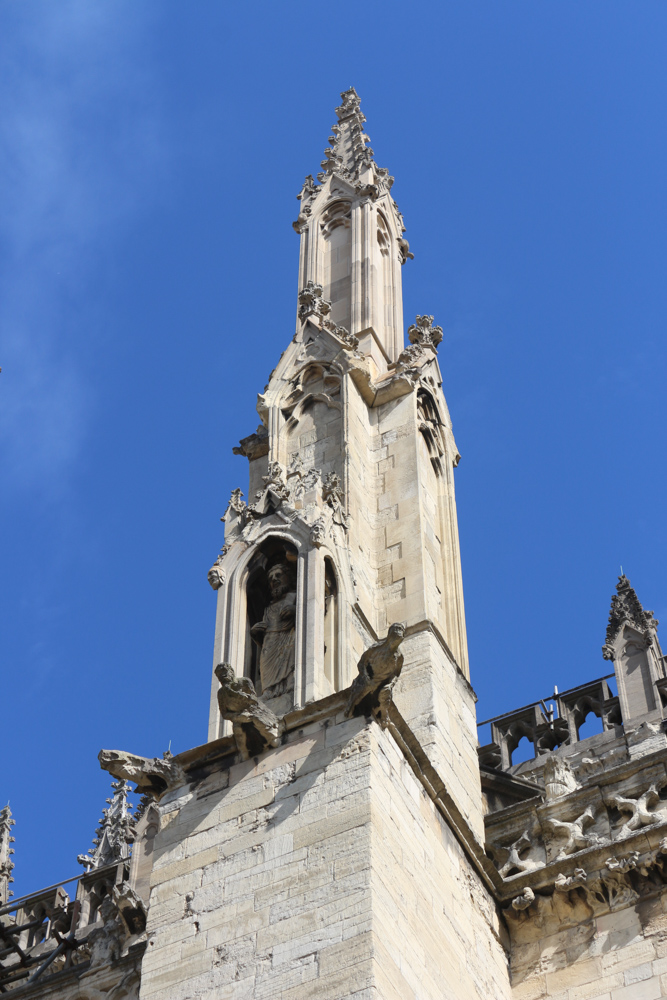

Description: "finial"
407 315 443 350
0 804 16 904
602 573 658 660
316 88 374 183
77 779 136 871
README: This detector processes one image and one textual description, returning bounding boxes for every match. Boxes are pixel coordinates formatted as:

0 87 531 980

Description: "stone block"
610 979 661 1000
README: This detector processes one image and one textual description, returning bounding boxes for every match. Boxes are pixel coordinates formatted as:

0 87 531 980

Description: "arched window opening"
320 200 351 236
511 735 534 766
377 211 393 333
321 202 352 331
417 390 446 477
577 709 604 741
377 212 390 256
323 559 339 691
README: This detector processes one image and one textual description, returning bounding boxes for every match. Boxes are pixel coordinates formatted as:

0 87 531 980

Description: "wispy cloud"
0 1 166 500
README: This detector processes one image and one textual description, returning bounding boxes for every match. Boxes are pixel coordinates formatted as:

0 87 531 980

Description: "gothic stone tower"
5 90 667 1000
137 89 510 999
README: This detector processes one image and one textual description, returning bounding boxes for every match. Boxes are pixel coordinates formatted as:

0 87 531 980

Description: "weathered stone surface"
215 662 284 760
99 749 186 796
344 621 405 722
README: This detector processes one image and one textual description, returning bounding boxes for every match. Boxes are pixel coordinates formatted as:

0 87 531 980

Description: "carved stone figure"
113 883 147 935
543 756 578 801
511 886 535 911
345 623 406 721
323 472 349 529
611 783 667 838
554 868 587 892
606 852 639 874
88 895 125 967
250 562 297 698
215 663 284 759
98 750 186 797
207 556 226 591
397 236 414 263
492 830 543 879
310 519 326 548
543 805 600 859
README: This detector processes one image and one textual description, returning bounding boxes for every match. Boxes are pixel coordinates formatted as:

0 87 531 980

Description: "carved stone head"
267 563 292 599
387 622 406 645
215 662 236 687
310 519 326 548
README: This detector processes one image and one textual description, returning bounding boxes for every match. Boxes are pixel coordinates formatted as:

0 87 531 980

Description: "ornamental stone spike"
407 315 443 350
602 574 664 726
292 88 410 366
320 87 375 181
77 779 136 871
603 574 659 659
0 805 15 904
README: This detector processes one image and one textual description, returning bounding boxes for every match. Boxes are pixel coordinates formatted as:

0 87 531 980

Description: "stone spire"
293 88 411 368
318 87 377 182
603 575 659 661
77 780 136 871
0 805 15 904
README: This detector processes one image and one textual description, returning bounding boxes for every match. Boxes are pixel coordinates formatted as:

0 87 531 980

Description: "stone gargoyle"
98 749 186 797
215 662 284 760
345 622 406 724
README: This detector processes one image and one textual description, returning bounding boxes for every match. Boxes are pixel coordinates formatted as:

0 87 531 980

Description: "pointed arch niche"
323 558 339 692
321 200 352 332
243 538 299 701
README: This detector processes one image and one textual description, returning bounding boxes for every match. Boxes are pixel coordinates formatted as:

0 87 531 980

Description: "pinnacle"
603 573 658 660
318 87 374 182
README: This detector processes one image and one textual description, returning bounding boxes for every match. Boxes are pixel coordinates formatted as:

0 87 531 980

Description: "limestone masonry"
3 89 667 1000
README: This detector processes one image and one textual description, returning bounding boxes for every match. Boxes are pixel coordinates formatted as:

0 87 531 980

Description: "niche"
323 558 339 691
417 389 446 477
245 539 298 700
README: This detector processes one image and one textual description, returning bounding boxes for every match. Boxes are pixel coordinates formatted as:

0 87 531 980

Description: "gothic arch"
416 388 446 477
323 557 339 692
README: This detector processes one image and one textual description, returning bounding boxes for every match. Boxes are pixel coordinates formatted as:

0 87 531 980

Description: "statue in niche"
250 561 297 698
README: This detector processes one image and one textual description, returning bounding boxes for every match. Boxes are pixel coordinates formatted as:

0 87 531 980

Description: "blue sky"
1 1 666 898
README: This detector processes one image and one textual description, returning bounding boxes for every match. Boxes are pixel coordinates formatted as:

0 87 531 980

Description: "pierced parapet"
77 779 136 871
0 805 15 904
